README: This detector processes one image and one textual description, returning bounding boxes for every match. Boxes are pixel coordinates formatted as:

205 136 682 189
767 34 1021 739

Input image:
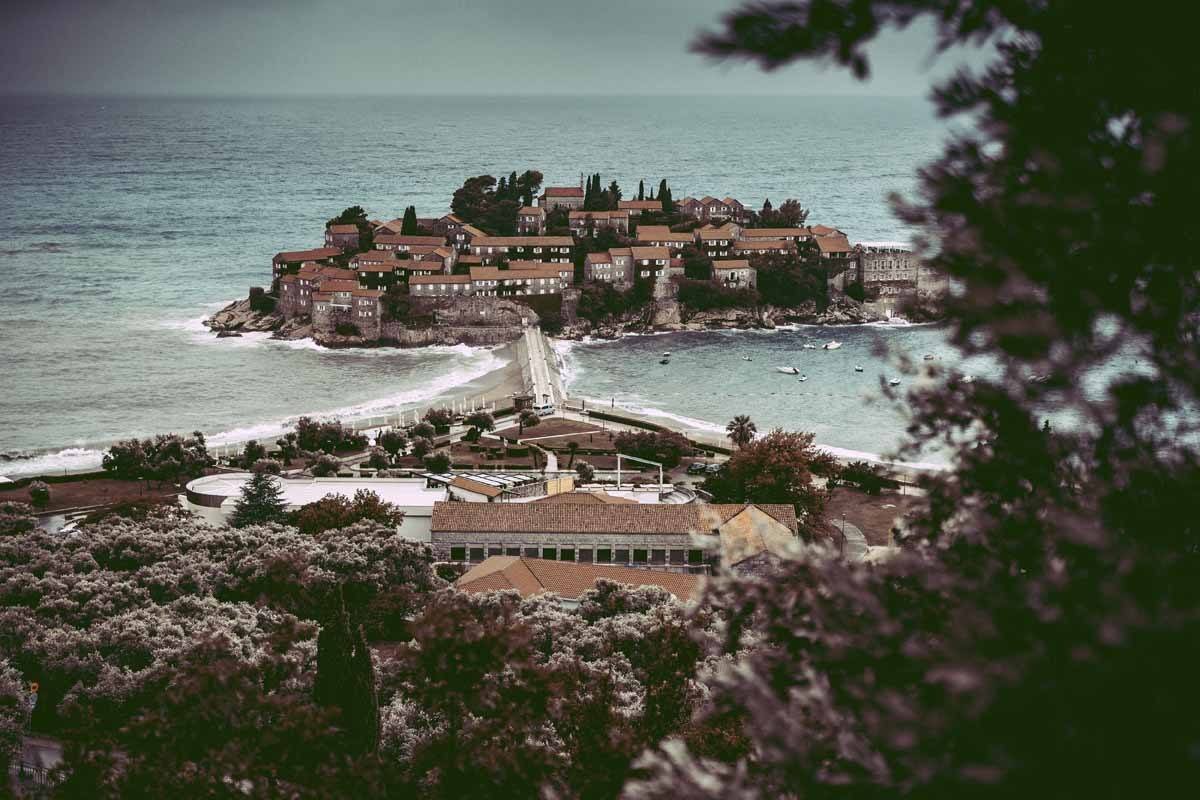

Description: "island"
205 171 946 347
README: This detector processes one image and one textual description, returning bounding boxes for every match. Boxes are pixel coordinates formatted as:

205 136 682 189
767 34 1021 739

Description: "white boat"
662 351 671 357
854 365 864 372
798 375 808 382
823 341 842 350
889 378 902 386
742 355 752 361
923 353 935 360
802 344 817 350
776 366 800 375
961 374 976 383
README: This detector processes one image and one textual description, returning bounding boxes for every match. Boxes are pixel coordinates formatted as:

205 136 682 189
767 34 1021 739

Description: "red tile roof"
472 236 574 248
410 274 471 285
274 247 342 264
327 224 359 234
321 279 360 293
742 227 811 239
816 234 852 254
375 234 446 247
518 206 546 216
618 200 663 211
636 225 692 243
533 491 638 505
456 556 701 601
431 502 798 535
713 260 752 271
629 246 670 261
543 186 585 198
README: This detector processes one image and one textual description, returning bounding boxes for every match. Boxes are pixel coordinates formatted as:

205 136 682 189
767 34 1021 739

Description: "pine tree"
401 205 418 235
607 180 622 210
228 471 287 528
658 179 668 201
638 179 645 201
662 184 675 215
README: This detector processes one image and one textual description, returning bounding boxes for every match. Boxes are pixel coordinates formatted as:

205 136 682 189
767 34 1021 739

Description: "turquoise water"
0 95 946 475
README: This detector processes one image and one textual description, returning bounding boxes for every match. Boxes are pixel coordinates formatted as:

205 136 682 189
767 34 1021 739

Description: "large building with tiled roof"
456 556 701 605
430 501 798 570
324 223 360 250
539 185 585 210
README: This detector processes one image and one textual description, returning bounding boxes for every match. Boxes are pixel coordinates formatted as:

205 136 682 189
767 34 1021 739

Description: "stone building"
324 224 360 250
568 209 630 237
470 236 574 264
713 260 756 289
271 246 342 283
516 206 547 235
430 501 799 572
408 273 473 297
635 225 693 254
539 186 585 210
617 199 662 216
312 286 384 339
856 243 919 295
584 251 631 287
695 223 740 259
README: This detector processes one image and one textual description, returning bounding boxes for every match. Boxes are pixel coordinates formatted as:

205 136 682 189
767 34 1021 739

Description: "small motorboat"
798 375 808 382
803 344 817 350
776 366 800 375
662 351 671 357
923 353 935 360
889 378 902 386
823 341 842 350
961 374 976 384
884 315 911 326
854 365 864 372
742 355 752 361
659 358 670 365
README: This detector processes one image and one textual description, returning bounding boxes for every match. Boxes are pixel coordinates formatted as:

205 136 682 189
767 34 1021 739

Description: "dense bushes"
612 429 692 469
294 416 367 453
290 489 405 536
676 279 757 311
101 431 213 485
577 283 642 325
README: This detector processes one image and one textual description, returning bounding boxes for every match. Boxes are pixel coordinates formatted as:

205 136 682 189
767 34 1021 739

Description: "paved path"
523 327 563 407
838 520 869 561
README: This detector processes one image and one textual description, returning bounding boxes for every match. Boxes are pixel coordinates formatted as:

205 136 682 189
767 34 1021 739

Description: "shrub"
310 453 341 477
366 448 390 471
613 430 692 469
290 489 405 536
0 501 37 536
423 451 451 473
334 322 360 337
836 460 899 495
575 461 596 482
677 279 756 311
28 480 50 509
423 409 455 429
409 437 434 459
251 458 283 476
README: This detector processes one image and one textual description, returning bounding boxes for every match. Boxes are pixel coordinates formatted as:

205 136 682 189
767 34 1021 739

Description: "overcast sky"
1 0 966 97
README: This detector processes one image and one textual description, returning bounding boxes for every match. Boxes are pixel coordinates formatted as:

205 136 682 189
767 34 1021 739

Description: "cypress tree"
658 179 668 202
400 205 418 235
228 471 287 528
638 179 645 201
662 183 675 215
314 586 380 754
608 180 622 210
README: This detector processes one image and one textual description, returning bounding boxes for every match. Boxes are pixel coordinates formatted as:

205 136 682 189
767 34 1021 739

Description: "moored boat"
776 366 800 375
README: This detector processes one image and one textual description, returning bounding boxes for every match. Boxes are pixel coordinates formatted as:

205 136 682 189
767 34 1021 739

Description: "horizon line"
0 90 927 101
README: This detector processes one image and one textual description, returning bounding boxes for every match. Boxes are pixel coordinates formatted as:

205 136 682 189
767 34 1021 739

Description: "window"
688 549 704 565
505 547 521 556
670 549 685 564
559 548 575 562
578 548 594 563
469 547 484 562
651 549 666 564
614 548 630 564
542 547 557 560
450 546 466 561
596 548 612 563
633 549 648 564
524 547 539 559
487 547 502 557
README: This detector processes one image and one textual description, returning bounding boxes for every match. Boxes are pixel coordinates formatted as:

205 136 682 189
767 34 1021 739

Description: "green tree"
377 430 407 459
229 471 288 528
680 244 714 280
423 408 455 429
310 452 340 477
401 205 419 235
423 451 451 473
410 422 436 440
575 461 595 482
614 429 691 469
703 429 833 535
638 179 645 201
240 439 266 469
517 410 540 436
607 180 622 210
290 489 405 536
409 436 434 459
565 441 579 468
464 411 495 434
326 205 368 228
366 447 390 470
251 458 283 475
314 587 380 755
725 414 757 448
275 432 299 465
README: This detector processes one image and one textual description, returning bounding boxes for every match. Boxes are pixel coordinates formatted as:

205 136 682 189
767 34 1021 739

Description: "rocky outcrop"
205 299 283 333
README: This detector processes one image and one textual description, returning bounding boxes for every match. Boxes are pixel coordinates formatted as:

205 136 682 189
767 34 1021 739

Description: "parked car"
533 403 555 417
705 463 724 474
686 462 708 475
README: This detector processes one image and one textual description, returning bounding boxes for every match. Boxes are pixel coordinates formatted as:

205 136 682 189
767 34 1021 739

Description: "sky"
0 0 969 97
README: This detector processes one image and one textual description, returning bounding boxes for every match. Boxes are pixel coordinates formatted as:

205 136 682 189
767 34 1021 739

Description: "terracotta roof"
697 224 739 241
352 288 384 298
543 186 584 198
734 240 791 251
816 234 852 254
327 224 359 234
461 224 488 238
375 234 445 247
357 263 399 273
568 210 629 220
456 556 701 601
507 260 554 270
441 213 465 224
409 274 471 285
713 260 752 272
451 477 506 498
431 501 798 535
374 218 405 234
432 246 454 258
473 236 574 248
458 254 484 264
585 252 613 264
618 200 663 211
312 292 333 302
274 247 342 264
321 279 360 293
722 197 742 207
518 206 545 216
809 224 842 237
279 274 299 284
742 227 811 239
534 491 638 506
700 196 718 205
629 246 670 260
636 225 692 243
470 266 562 281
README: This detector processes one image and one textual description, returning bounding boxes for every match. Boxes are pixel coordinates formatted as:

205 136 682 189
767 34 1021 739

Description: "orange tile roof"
473 236 574 248
321 279 360 293
456 556 701 601
713 260 752 271
431 501 797 535
352 289 384 298
518 206 545 216
534 491 638 505
618 200 663 211
375 234 446 247
816 234 852 254
742 227 811 238
585 252 613 264
629 246 670 260
327 224 359 234
636 225 692 242
543 186 584 197
734 240 791 251
568 210 629 220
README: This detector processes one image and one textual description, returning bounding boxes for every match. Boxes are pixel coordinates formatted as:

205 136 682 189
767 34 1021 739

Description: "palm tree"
566 441 580 468
726 415 757 449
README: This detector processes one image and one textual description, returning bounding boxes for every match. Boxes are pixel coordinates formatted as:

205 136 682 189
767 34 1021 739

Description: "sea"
0 94 950 477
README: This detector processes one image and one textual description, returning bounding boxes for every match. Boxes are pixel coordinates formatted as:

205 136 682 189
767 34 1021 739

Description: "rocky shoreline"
557 295 883 340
